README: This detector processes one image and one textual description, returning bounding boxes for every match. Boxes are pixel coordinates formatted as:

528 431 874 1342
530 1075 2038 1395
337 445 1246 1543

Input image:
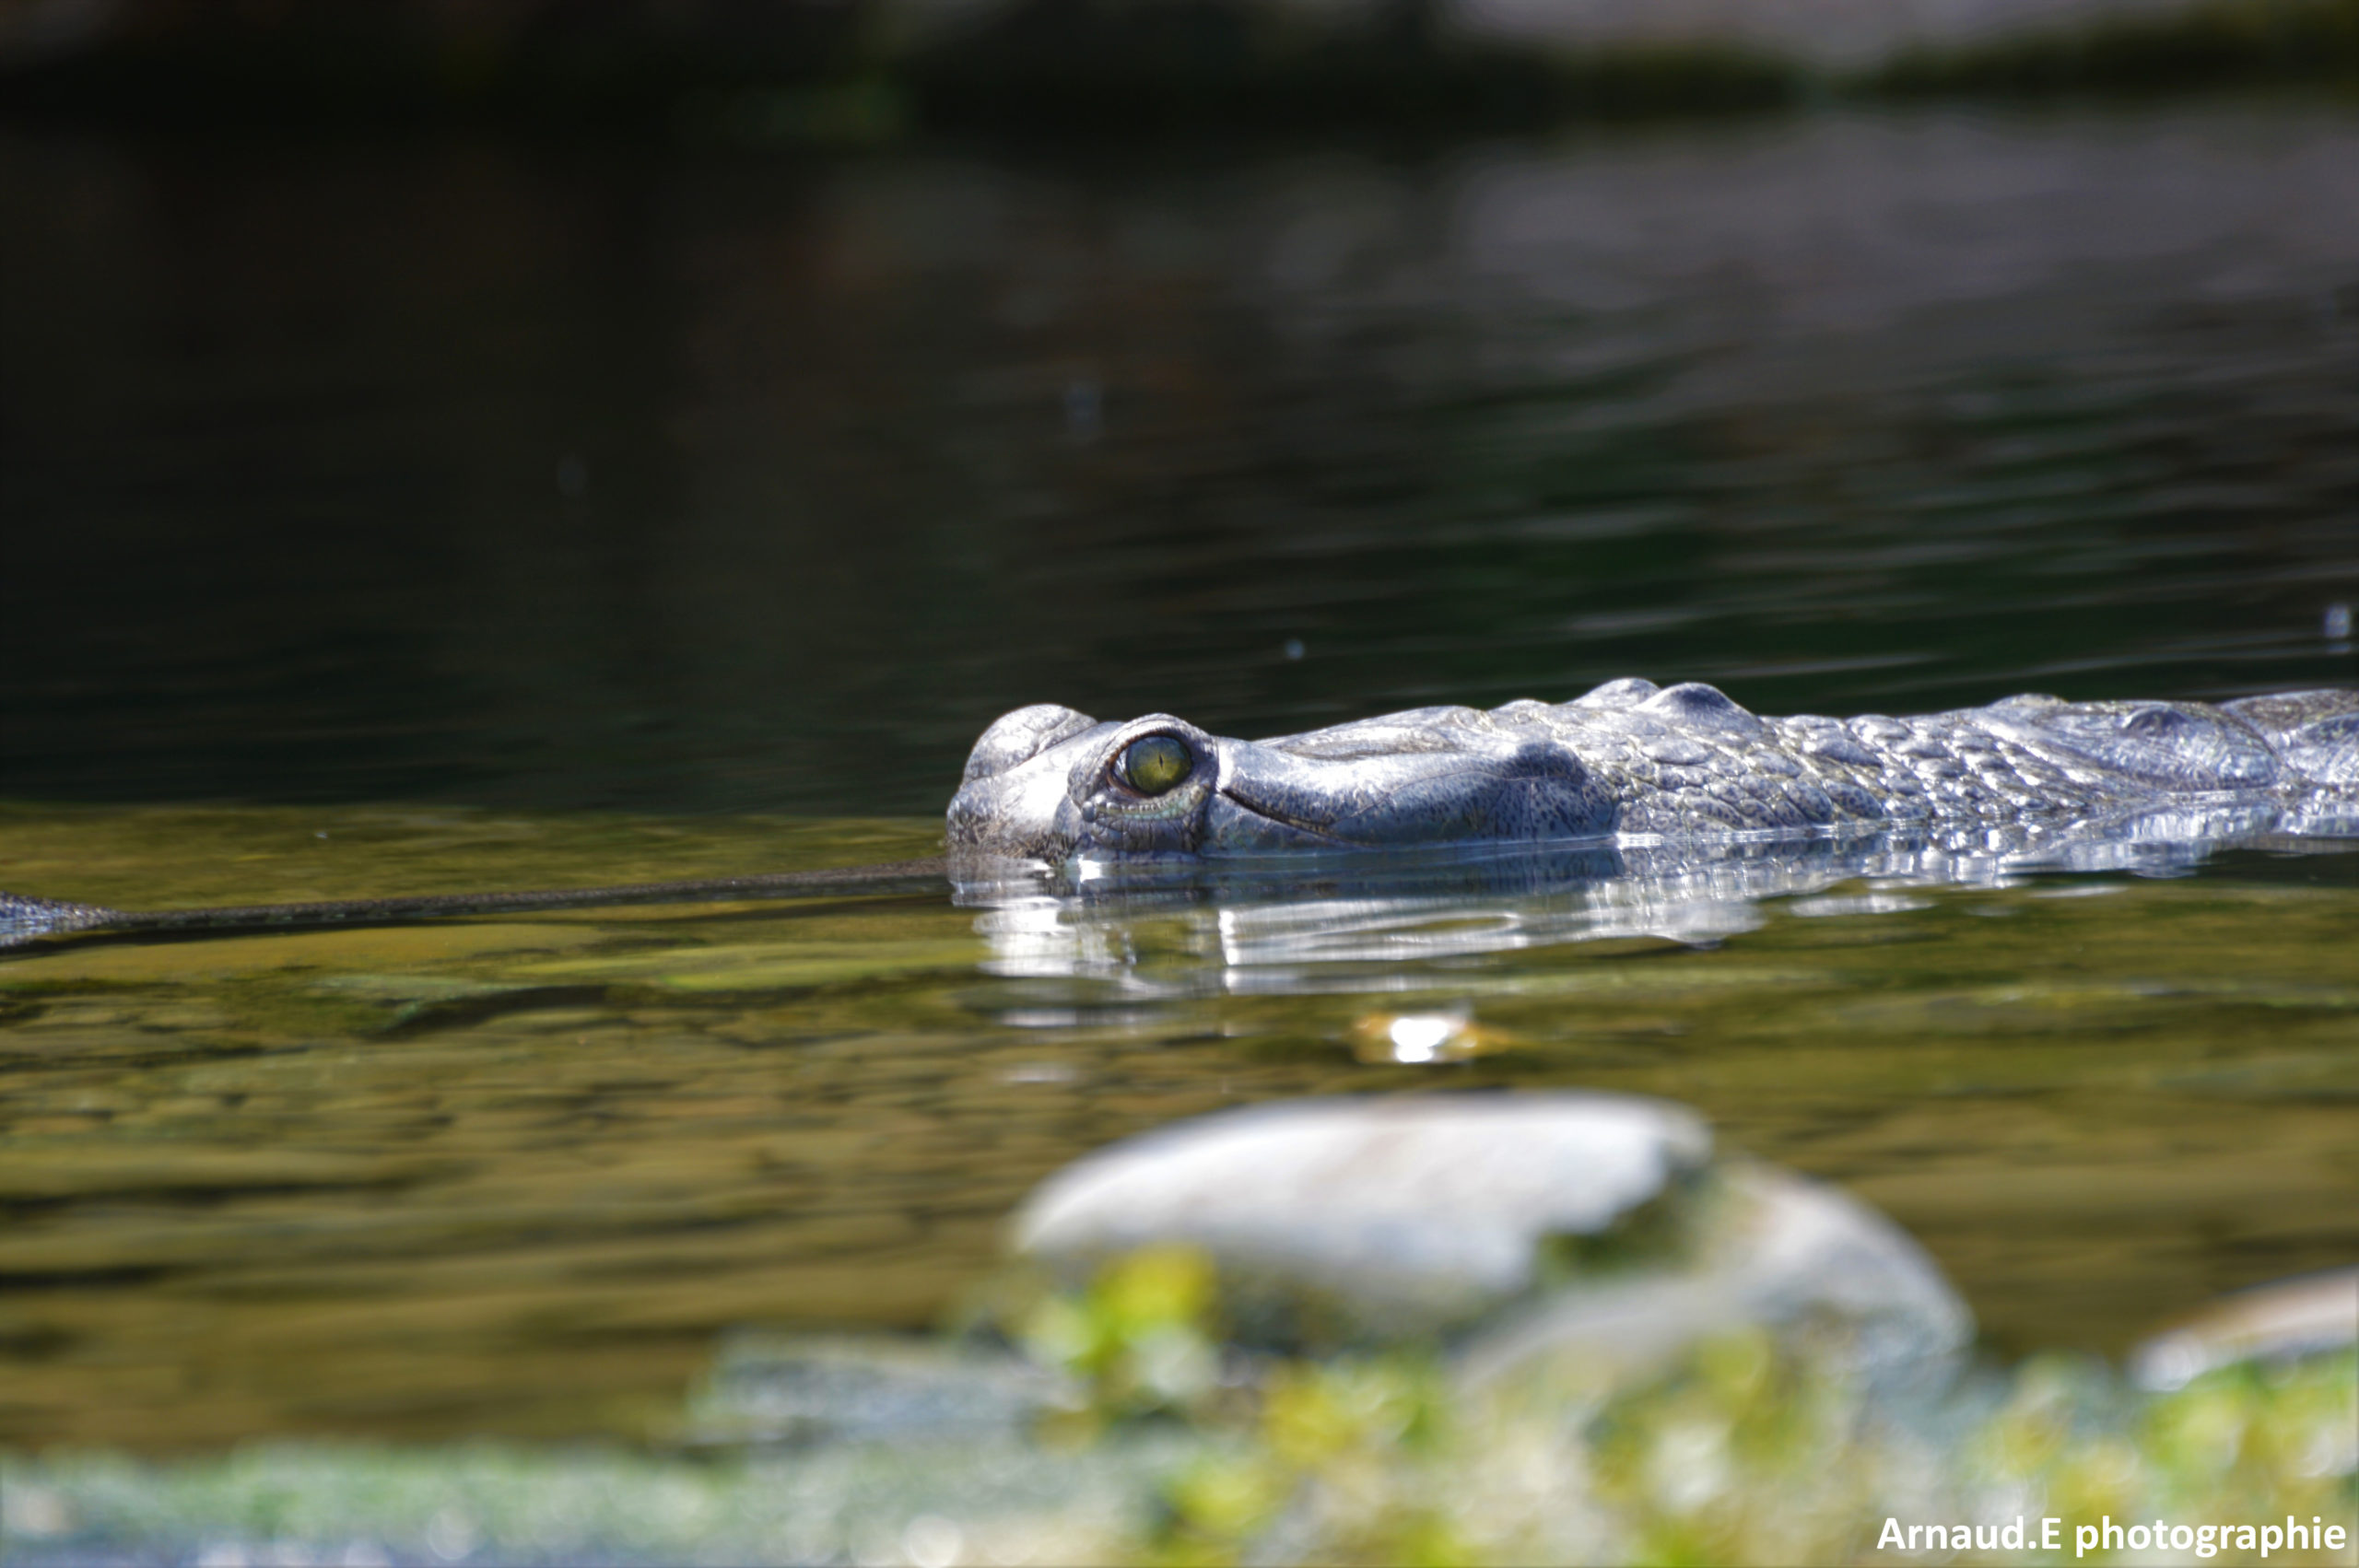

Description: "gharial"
5 682 2354 947
945 680 2358 860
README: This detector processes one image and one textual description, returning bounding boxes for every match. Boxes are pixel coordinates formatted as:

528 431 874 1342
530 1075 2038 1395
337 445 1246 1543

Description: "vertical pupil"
1121 736 1191 795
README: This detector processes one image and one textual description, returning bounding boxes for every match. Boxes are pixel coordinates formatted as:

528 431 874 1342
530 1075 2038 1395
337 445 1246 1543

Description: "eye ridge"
1116 734 1194 797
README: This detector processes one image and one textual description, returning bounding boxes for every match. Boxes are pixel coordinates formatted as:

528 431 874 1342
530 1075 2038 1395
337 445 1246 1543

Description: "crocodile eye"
1116 734 1193 796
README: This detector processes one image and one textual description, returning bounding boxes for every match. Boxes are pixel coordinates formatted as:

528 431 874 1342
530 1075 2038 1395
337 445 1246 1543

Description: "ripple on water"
1 803 2355 1445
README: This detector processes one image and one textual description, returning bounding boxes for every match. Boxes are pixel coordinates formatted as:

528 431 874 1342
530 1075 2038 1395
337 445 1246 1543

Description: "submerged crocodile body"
5 683 2353 950
947 682 2359 864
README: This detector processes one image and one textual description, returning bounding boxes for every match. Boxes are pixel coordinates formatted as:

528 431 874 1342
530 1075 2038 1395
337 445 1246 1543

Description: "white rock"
1458 1161 1975 1390
1012 1093 1713 1340
2130 1267 2359 1393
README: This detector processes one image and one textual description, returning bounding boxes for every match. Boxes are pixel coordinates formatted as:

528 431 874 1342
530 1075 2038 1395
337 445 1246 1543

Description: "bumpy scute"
947 684 2359 863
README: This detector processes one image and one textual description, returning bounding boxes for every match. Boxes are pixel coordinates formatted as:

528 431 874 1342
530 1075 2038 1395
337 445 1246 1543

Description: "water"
2 104 2356 1450
3 804 2354 1446
5 109 2355 812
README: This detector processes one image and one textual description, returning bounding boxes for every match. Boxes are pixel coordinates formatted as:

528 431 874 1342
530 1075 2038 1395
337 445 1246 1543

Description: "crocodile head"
945 702 1618 863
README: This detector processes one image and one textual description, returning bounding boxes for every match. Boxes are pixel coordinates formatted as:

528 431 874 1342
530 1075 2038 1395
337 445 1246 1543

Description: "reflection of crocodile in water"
948 682 2359 863
5 684 2354 948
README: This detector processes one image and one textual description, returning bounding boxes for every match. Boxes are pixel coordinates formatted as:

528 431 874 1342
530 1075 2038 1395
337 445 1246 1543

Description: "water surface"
5 107 2355 812
2 103 2356 1451
3 804 2355 1446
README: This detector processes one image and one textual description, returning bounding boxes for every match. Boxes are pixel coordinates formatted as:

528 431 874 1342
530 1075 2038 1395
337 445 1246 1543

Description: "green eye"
1117 735 1193 796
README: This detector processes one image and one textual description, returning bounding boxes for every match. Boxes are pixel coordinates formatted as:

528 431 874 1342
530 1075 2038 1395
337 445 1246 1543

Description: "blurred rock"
1459 1160 1974 1391
1013 1093 1972 1383
2130 1266 2359 1391
1012 1093 1714 1342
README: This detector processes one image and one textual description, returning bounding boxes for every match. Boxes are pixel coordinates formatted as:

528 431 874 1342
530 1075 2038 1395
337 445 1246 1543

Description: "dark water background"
6 108 2356 813
2 107 2357 1451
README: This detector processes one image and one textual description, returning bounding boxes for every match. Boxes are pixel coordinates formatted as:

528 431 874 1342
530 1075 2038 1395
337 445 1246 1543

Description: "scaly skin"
945 681 2359 863
6 684 2352 948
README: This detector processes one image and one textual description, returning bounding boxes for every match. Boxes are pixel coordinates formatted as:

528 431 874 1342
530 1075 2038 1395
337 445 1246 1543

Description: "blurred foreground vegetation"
6 1250 2353 1566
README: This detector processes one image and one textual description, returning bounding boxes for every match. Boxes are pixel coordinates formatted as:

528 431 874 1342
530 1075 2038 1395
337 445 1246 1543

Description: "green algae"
2 1339 2348 1566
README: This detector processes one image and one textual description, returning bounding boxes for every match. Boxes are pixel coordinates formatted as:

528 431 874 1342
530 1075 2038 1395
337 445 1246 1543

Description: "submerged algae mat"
2 803 2356 1448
